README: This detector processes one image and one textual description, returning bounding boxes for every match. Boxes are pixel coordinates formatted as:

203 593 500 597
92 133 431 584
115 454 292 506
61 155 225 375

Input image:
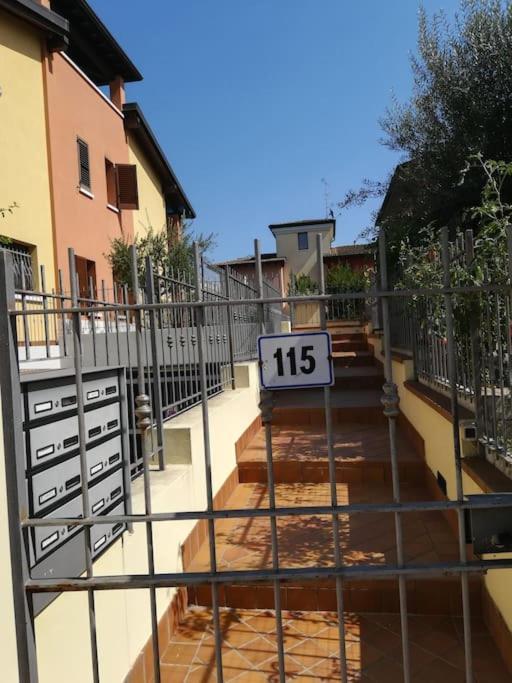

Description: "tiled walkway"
148 325 511 681
160 607 511 682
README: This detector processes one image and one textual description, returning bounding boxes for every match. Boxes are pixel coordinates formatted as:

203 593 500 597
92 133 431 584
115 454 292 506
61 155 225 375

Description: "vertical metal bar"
224 267 236 390
254 240 286 683
40 265 50 359
88 275 97 367
68 249 100 683
378 230 411 683
101 279 110 366
440 227 473 683
0 251 39 682
58 269 68 358
20 267 31 361
316 234 348 681
129 246 161 683
146 257 165 471
192 243 224 683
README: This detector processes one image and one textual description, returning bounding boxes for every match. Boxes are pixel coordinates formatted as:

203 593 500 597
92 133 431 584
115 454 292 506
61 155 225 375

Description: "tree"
106 222 216 289
339 0 512 247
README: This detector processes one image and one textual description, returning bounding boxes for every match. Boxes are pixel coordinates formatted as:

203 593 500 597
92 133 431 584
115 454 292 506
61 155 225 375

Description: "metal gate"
2 229 512 682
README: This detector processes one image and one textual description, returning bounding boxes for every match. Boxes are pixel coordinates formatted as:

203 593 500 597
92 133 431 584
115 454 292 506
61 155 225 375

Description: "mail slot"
83 374 119 407
27 414 79 469
86 435 122 483
31 494 83 565
91 502 125 558
84 403 120 442
89 468 124 512
26 383 79 422
31 455 81 515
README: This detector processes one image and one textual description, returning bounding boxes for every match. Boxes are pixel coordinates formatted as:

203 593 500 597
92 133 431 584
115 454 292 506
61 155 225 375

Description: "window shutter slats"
77 139 91 191
116 164 139 210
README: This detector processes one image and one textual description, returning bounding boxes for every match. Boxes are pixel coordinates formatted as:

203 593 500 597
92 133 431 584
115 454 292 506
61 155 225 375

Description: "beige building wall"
0 12 56 287
274 224 333 286
34 363 260 683
128 136 167 238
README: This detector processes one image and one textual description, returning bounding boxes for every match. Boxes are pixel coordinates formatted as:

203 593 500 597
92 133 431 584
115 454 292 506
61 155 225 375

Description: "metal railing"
389 228 512 462
3 231 512 683
13 250 287 478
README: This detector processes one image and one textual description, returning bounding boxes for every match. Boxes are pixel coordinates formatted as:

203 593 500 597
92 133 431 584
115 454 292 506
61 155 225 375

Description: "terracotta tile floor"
237 423 420 465
190 481 455 572
159 607 511 682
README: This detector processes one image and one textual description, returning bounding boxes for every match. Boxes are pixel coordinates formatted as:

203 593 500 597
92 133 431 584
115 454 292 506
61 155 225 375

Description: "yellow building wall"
0 12 55 288
368 333 512 634
275 227 333 286
127 136 167 238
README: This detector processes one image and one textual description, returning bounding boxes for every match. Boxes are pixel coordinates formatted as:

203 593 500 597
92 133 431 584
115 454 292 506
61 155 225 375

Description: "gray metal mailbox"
21 366 131 615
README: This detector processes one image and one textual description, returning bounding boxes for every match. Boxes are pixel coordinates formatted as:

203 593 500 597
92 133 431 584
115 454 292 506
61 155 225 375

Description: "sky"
91 0 461 261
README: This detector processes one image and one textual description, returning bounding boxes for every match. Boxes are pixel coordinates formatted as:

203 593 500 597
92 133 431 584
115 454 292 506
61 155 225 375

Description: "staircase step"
332 340 369 353
187 576 482 616
237 459 425 484
333 351 377 368
334 366 383 385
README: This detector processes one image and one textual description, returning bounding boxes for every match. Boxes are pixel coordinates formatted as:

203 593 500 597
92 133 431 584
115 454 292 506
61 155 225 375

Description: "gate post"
145 256 165 471
0 250 39 682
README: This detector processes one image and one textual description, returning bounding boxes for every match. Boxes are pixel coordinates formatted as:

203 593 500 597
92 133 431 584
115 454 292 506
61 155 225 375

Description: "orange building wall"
43 51 134 293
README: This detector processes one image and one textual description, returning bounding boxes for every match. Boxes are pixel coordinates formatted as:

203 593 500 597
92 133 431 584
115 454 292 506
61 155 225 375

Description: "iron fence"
13 250 287 478
3 230 512 683
389 228 512 464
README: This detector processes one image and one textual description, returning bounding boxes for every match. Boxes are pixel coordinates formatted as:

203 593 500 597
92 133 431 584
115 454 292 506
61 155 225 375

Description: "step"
144 606 508 683
332 340 369 353
334 366 383 390
185 481 477 615
333 351 377 368
237 422 423 484
272 389 385 426
187 576 482 617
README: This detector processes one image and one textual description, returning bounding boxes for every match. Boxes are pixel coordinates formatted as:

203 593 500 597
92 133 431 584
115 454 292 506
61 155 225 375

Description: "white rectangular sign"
258 332 334 390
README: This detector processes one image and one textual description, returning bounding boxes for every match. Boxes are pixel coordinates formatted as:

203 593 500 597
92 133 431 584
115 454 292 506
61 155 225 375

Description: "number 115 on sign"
258 332 334 390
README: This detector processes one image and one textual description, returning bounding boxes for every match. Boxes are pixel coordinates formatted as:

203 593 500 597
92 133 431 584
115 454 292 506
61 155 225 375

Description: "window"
298 232 309 250
104 162 139 211
105 159 118 208
77 138 91 192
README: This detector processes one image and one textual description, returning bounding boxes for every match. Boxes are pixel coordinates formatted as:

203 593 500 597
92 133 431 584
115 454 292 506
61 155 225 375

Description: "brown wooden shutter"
77 139 91 191
116 164 139 210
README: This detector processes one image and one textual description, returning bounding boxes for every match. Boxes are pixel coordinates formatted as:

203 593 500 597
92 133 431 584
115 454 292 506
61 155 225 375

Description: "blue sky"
91 0 460 260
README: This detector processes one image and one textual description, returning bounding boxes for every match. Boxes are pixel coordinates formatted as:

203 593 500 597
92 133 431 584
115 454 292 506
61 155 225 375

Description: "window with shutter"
116 164 139 210
77 138 91 191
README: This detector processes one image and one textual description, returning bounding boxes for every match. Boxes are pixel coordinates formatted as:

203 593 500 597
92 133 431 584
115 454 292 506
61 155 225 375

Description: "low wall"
16 362 261 683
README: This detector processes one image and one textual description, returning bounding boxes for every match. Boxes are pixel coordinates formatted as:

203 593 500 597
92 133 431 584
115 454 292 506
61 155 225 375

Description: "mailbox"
21 367 131 615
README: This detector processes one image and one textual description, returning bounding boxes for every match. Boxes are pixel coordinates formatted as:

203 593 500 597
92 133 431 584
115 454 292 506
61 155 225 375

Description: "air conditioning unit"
459 420 478 458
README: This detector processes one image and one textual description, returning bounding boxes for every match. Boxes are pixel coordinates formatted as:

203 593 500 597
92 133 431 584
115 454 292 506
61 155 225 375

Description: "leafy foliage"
288 273 318 295
326 263 371 292
339 0 512 247
106 222 217 289
397 156 512 338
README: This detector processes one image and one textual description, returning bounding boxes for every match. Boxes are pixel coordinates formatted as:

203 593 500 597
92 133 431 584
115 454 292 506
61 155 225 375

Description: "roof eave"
124 102 196 219
0 0 69 50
